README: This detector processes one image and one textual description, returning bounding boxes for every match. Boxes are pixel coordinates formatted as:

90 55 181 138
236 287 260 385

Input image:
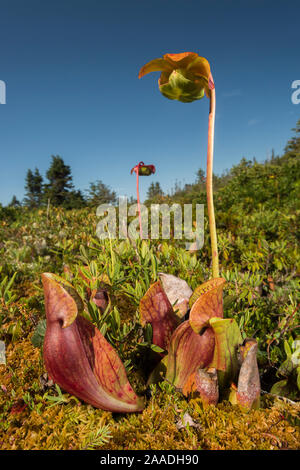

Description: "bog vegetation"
0 120 299 450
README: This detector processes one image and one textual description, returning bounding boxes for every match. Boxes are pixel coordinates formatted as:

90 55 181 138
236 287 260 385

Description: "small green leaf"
144 323 153 343
150 344 165 353
284 340 292 358
31 319 47 348
223 295 236 310
270 379 290 397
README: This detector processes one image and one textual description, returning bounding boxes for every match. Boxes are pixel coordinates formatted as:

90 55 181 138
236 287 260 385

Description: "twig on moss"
261 389 297 405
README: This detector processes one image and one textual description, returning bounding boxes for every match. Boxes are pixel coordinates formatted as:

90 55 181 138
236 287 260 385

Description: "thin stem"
206 77 219 278
136 171 143 238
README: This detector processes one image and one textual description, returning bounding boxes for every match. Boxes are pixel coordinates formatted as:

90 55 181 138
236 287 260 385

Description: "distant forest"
2 118 300 215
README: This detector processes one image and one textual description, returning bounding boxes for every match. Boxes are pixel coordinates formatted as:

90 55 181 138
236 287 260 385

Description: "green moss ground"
0 330 299 450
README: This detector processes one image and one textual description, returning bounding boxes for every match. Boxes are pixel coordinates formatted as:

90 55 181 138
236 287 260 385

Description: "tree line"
6 118 300 210
164 119 300 213
6 154 166 209
9 155 117 209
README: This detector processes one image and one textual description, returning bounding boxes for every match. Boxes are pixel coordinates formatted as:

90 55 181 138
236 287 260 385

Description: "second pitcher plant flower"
131 161 156 238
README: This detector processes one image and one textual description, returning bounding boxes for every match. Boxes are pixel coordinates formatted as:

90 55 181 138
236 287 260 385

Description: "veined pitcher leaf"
189 278 226 333
44 272 85 319
270 380 292 398
42 273 80 328
139 281 179 351
165 320 215 390
76 316 144 411
189 278 226 308
42 273 144 413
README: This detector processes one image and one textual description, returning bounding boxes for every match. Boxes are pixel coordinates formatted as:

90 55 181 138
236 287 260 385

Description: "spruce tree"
284 119 300 158
8 195 21 207
44 155 74 206
146 181 164 200
24 168 43 207
196 168 205 184
64 189 86 209
86 180 116 206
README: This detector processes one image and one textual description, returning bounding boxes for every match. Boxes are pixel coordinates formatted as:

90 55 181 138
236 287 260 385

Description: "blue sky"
0 0 299 205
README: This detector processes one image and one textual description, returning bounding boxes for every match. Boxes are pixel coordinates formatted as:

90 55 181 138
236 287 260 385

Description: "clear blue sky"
0 0 299 205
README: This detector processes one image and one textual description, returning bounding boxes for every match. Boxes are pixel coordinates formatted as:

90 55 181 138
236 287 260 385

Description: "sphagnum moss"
0 335 299 450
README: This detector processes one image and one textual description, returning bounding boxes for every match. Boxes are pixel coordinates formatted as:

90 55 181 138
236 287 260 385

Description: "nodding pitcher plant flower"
140 273 261 409
138 52 212 103
131 161 156 238
139 52 219 279
42 273 144 413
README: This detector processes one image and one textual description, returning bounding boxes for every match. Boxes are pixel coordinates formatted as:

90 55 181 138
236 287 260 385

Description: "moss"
0 336 299 450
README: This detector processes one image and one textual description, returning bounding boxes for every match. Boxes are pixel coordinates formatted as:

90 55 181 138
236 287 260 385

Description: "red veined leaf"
189 277 226 308
42 273 144 413
165 320 215 390
189 278 226 333
139 281 180 351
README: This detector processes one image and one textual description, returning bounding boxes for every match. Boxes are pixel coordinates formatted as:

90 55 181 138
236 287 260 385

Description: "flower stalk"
136 169 143 238
206 75 219 278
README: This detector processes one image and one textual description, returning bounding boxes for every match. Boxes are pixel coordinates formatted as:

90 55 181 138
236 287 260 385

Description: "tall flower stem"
136 170 143 238
206 75 219 278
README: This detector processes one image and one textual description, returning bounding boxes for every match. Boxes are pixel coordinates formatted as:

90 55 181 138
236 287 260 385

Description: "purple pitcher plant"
42 273 144 413
140 273 260 408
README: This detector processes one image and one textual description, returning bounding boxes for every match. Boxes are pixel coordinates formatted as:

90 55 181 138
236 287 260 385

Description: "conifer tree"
24 168 44 207
86 180 116 206
196 168 205 184
44 155 74 206
284 119 300 158
8 195 21 207
146 181 164 199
